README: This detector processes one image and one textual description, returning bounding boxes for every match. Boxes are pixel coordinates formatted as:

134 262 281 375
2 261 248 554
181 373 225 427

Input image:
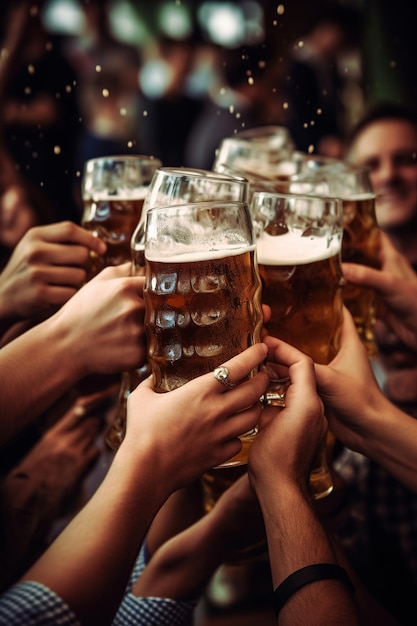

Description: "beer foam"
256 232 340 265
146 243 255 263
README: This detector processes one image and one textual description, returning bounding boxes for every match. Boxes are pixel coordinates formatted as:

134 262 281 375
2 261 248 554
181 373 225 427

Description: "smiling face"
348 118 417 232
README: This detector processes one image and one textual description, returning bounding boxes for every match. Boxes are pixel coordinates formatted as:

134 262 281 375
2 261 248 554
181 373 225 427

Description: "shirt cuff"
113 593 197 626
0 580 79 625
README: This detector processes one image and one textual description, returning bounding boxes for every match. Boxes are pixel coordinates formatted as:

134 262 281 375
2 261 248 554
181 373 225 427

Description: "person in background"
64 0 143 185
284 2 360 157
138 33 205 167
0 144 59 272
332 102 417 624
0 0 81 223
184 42 285 170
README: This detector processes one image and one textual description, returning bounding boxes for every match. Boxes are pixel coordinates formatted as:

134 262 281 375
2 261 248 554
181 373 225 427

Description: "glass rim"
251 189 343 208
146 199 250 216
83 154 163 168
153 166 248 184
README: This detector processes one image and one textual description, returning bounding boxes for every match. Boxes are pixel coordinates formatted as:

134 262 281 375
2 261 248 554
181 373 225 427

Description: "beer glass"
289 165 381 358
130 166 249 273
251 191 345 499
106 167 250 451
221 149 382 358
213 128 295 192
144 201 264 468
81 154 162 280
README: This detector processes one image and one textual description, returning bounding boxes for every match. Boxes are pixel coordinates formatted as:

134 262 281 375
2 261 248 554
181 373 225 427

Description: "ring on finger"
213 366 236 389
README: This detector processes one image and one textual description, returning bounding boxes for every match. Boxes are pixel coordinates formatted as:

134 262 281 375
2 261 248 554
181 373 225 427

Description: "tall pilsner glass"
251 191 345 499
144 201 264 469
106 167 249 451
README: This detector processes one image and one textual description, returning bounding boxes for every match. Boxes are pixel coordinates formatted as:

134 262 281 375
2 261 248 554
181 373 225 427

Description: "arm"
0 263 145 445
315 308 417 493
0 221 106 338
130 473 265 600
19 343 269 626
249 335 360 625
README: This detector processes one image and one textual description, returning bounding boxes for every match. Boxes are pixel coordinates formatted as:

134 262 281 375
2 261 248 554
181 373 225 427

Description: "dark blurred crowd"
0 0 364 239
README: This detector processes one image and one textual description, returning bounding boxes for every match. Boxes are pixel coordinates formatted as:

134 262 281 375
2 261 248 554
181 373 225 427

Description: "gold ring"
213 366 236 389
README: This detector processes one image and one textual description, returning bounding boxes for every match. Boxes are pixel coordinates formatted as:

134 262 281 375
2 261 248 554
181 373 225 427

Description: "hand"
249 335 326 490
342 231 417 350
51 263 147 378
0 222 106 326
314 307 385 452
123 343 269 493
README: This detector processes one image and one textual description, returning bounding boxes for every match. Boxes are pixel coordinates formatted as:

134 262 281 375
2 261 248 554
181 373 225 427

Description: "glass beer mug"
289 164 381 358
106 167 250 451
144 200 264 469
251 191 345 499
81 154 162 279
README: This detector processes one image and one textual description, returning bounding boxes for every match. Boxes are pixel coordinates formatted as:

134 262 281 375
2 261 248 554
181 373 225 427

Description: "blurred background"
0 0 416 223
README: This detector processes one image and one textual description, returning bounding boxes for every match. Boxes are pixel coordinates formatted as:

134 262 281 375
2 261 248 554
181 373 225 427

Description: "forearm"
353 398 417 493
255 480 359 626
21 445 168 626
0 315 82 444
133 500 239 600
0 298 19 338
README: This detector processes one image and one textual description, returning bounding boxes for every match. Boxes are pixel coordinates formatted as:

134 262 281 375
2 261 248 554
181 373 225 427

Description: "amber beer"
82 194 146 279
145 247 262 389
144 244 263 467
81 154 162 280
258 234 344 365
341 193 381 357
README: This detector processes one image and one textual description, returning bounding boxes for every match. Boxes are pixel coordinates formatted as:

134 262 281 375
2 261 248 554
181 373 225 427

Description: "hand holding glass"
251 191 345 499
144 201 264 468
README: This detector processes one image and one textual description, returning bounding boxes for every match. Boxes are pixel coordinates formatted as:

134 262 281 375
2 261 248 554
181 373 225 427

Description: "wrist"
46 311 89 382
252 470 311 508
116 436 179 506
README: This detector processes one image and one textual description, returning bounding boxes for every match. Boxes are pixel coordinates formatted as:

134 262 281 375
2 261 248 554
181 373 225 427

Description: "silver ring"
213 366 236 389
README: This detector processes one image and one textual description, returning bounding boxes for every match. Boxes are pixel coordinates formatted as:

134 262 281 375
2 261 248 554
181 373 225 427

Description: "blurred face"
0 185 37 249
349 119 417 231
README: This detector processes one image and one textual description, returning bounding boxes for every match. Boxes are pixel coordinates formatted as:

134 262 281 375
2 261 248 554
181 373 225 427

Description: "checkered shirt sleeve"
113 542 197 625
0 581 79 625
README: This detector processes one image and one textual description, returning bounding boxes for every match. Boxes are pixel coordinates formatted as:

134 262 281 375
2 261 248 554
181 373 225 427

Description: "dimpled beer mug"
144 201 264 468
251 191 345 499
213 126 295 182
81 154 162 279
130 166 249 274
290 164 381 358
105 167 249 451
